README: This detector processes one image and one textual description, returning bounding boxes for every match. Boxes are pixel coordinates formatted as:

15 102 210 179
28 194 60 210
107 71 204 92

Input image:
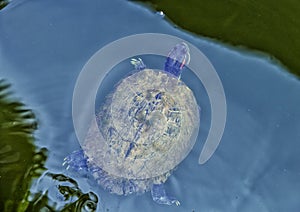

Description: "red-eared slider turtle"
64 43 200 206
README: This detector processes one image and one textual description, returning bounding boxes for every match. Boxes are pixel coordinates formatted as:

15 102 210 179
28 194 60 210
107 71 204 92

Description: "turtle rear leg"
151 184 180 206
63 149 89 172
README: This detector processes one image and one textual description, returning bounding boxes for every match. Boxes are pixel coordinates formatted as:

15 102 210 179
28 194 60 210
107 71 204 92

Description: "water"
0 0 300 211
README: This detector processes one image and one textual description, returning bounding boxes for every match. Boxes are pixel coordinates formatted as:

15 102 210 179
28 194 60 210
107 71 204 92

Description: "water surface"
0 0 300 211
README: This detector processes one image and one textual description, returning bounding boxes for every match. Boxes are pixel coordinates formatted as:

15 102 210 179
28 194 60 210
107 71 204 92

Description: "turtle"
64 42 200 206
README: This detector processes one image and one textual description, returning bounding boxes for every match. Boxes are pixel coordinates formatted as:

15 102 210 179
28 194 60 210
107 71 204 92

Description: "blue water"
1 0 300 211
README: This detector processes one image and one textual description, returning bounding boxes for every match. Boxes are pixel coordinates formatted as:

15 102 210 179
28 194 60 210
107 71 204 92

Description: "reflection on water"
136 0 300 77
27 172 98 211
0 79 44 211
0 0 9 10
0 80 98 211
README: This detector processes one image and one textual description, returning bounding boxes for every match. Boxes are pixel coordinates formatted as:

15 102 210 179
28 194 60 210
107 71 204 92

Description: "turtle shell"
83 69 200 180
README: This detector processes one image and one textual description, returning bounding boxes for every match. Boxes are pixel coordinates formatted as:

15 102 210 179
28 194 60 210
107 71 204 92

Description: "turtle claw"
63 150 89 172
130 58 146 70
151 184 180 206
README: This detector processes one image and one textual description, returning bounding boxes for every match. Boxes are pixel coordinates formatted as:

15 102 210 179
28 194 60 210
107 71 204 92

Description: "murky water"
0 0 300 211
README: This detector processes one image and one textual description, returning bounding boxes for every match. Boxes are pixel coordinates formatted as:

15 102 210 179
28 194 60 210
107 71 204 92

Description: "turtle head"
164 42 190 78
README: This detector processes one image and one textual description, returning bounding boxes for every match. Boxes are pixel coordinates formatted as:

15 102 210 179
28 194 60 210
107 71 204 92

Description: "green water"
136 0 300 77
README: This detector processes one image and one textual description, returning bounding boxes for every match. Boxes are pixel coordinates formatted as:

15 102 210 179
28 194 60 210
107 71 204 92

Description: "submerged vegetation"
135 0 300 77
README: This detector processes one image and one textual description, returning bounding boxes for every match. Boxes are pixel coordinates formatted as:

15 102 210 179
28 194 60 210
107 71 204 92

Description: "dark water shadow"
0 0 9 10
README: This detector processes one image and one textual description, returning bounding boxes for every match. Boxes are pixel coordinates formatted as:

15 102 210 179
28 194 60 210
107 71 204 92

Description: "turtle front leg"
151 184 180 206
63 149 89 172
